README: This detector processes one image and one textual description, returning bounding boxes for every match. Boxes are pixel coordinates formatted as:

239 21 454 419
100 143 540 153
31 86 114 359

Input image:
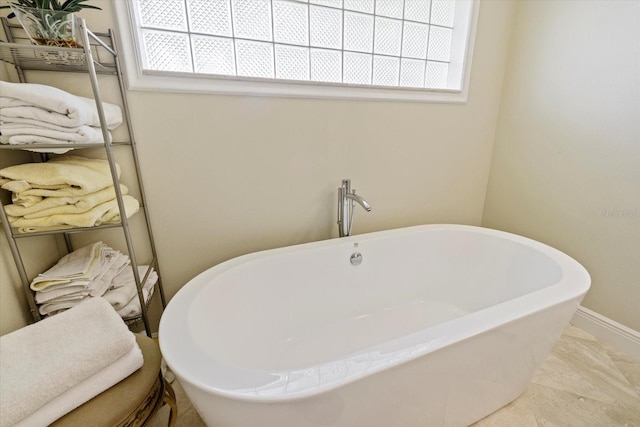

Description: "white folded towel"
31 242 103 291
31 242 130 293
0 121 107 144
0 117 104 140
4 185 128 219
0 155 120 197
88 249 130 297
35 287 89 304
0 81 123 129
38 299 86 316
117 279 157 319
103 266 157 310
13 343 143 427
33 243 133 315
0 116 108 153
0 298 136 426
8 194 140 233
0 115 98 131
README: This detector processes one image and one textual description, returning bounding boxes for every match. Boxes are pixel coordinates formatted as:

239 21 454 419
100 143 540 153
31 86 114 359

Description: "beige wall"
483 1 640 330
1 1 516 334
119 0 515 302
0 233 63 335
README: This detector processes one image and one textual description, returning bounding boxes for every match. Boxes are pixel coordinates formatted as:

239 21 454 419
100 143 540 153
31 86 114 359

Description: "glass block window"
130 0 474 92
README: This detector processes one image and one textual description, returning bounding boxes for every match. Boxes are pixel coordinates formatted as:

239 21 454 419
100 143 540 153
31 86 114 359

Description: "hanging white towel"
0 81 123 129
0 298 136 427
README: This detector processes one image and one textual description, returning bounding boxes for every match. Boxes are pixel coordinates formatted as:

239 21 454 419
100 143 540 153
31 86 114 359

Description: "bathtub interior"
185 227 566 371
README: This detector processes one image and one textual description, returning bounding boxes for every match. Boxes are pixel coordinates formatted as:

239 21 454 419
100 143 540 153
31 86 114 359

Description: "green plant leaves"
0 0 101 17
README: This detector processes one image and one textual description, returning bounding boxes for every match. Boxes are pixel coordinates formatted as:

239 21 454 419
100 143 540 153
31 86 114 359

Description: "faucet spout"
345 193 372 212
337 179 372 237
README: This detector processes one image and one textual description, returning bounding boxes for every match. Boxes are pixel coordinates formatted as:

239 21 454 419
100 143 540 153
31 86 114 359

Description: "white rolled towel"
0 298 137 426
0 81 123 129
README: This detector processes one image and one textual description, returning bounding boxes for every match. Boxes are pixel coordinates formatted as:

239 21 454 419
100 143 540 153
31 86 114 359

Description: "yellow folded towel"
0 155 120 196
4 184 113 199
11 193 42 207
4 185 128 219
8 195 139 233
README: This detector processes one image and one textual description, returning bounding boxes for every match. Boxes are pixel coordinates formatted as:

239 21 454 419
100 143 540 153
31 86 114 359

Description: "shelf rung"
10 222 123 238
0 141 132 150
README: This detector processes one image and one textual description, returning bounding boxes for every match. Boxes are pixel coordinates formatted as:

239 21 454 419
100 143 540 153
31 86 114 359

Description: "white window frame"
113 1 480 103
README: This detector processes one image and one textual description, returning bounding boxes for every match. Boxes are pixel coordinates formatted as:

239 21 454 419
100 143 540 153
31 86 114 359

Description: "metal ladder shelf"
0 17 166 336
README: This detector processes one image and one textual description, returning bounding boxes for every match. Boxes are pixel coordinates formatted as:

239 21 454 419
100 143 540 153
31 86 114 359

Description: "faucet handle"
341 179 351 193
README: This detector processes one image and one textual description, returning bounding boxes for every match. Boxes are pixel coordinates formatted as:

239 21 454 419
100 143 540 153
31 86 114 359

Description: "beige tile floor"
155 324 640 426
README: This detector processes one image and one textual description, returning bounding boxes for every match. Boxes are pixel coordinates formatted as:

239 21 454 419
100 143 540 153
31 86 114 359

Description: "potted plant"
1 0 101 48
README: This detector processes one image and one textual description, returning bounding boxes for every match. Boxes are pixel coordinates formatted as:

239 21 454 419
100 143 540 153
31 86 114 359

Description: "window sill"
125 70 467 103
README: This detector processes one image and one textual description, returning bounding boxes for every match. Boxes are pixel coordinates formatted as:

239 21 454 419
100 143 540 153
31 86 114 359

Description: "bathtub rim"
159 224 591 403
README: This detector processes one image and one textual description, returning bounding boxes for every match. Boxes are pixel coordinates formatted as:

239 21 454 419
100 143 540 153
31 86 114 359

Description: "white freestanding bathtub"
159 224 590 427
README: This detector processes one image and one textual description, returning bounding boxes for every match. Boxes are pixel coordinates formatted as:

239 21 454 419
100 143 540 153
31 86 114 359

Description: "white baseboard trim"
571 306 640 361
